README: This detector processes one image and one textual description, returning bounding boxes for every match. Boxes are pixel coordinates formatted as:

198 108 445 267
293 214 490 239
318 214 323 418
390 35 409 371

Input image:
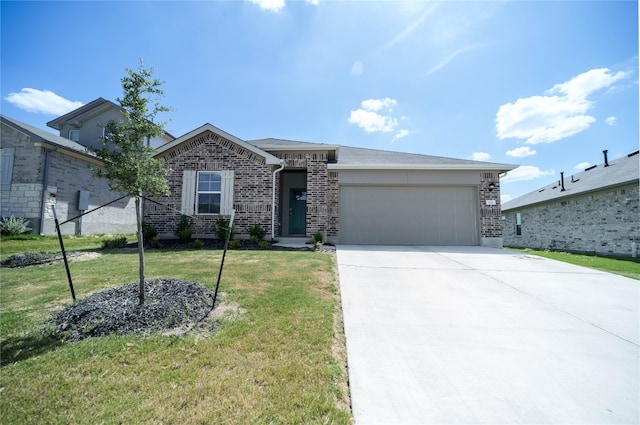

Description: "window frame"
196 171 222 215
69 130 80 142
515 212 522 236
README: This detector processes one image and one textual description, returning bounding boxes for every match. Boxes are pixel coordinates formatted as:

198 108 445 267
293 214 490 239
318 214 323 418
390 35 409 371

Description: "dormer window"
69 130 80 142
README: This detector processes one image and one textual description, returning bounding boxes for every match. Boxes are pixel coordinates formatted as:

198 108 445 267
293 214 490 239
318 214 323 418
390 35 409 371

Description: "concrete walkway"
337 246 639 425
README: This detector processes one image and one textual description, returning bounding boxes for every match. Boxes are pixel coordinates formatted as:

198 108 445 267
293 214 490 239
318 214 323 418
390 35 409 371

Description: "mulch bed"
0 251 95 268
49 278 215 341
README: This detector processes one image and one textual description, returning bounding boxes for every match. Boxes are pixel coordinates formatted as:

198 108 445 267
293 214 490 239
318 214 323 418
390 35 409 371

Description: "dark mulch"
1 251 82 268
50 279 214 341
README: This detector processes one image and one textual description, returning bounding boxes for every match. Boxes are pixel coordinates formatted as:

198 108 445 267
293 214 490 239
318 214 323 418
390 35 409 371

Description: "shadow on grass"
1 333 63 367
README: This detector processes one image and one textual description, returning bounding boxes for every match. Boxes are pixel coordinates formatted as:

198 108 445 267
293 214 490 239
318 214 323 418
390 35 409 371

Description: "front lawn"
507 248 640 280
0 237 352 424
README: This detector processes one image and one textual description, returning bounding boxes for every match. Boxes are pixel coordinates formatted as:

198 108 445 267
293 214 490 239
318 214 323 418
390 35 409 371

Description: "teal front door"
289 189 306 235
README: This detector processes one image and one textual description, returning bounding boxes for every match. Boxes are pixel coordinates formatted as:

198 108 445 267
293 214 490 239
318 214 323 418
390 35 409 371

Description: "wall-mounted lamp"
488 182 497 192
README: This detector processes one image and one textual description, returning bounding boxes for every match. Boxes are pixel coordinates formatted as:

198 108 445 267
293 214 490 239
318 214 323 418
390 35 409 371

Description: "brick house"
144 123 516 247
0 115 137 235
502 150 640 257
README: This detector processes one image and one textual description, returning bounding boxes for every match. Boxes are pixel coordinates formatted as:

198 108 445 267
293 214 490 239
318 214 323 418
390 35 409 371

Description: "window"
197 172 222 214
69 130 80 142
515 212 522 236
102 127 110 138
181 170 234 216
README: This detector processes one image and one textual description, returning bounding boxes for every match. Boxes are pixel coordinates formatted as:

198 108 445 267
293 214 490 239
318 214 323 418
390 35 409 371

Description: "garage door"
339 186 479 245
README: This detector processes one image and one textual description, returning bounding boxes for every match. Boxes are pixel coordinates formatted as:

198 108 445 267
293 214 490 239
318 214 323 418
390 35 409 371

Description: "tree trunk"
135 195 145 305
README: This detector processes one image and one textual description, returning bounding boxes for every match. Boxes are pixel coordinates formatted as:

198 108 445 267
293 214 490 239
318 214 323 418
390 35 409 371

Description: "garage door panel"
339 186 479 245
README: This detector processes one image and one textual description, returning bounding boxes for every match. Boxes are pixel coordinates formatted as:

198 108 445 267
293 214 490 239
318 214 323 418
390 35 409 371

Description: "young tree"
93 61 171 305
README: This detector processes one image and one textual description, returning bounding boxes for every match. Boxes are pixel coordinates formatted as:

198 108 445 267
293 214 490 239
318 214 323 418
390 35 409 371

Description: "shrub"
259 240 270 249
193 239 203 250
313 231 323 244
174 215 193 242
150 237 161 249
314 241 323 251
230 239 241 249
249 235 260 246
0 216 32 235
102 236 128 249
142 221 158 240
248 224 267 241
213 218 235 241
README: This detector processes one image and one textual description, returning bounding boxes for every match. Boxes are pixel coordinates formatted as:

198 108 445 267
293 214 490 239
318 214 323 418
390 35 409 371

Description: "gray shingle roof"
502 151 640 211
248 138 516 171
1 115 95 157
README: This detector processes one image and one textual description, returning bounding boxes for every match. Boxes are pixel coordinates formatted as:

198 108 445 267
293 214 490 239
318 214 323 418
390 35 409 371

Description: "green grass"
0 237 352 424
0 234 137 258
507 248 640 280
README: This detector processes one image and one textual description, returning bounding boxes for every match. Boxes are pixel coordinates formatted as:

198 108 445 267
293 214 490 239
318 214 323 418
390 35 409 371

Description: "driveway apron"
336 246 639 425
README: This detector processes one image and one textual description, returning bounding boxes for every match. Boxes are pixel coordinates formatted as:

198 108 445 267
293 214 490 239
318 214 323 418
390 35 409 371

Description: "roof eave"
259 144 340 152
328 163 517 172
34 141 103 166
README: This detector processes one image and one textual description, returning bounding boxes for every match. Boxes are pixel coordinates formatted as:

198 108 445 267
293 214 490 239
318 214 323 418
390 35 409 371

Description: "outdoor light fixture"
488 182 496 192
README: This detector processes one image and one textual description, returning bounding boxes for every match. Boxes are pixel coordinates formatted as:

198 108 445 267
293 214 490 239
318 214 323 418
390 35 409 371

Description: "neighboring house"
0 115 137 235
144 123 517 247
502 150 640 257
46 97 175 151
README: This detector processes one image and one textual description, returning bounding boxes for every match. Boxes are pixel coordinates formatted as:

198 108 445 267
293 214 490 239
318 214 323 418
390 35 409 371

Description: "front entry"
288 188 307 235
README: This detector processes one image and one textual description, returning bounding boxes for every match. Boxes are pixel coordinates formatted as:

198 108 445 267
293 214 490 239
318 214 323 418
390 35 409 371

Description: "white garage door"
339 186 479 245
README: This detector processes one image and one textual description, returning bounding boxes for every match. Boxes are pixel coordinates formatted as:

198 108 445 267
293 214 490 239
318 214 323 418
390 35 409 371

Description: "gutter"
271 160 286 240
327 163 517 172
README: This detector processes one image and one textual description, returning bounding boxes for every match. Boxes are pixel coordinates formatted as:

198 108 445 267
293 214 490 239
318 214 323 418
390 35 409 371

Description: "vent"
585 165 597 171
628 150 639 157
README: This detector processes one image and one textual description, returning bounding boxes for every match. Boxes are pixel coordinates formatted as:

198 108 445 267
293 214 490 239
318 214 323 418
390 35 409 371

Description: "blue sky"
1 0 638 202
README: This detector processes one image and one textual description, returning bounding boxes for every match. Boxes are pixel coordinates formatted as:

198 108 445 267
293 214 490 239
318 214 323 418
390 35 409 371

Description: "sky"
1 0 638 203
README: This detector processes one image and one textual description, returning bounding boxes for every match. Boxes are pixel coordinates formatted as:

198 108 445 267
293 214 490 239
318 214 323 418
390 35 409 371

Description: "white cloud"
361 97 396 112
5 88 83 116
501 165 555 183
496 68 630 144
574 161 590 170
469 152 491 161
393 129 410 141
349 109 398 133
351 60 363 77
248 0 285 12
248 0 317 11
349 98 408 137
506 146 536 158
605 116 617 126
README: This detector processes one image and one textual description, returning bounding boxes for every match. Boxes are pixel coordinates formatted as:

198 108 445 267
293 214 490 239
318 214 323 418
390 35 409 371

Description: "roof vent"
585 165 597 171
603 150 609 167
560 172 566 192
571 175 579 183
628 150 639 158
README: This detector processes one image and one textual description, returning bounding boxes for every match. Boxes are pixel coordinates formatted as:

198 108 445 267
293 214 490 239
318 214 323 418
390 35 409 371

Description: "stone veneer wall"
1 122 135 235
479 171 504 247
271 151 339 239
146 131 276 238
503 182 639 256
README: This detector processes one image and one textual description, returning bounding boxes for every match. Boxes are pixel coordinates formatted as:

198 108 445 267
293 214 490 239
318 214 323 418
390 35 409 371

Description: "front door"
289 188 306 235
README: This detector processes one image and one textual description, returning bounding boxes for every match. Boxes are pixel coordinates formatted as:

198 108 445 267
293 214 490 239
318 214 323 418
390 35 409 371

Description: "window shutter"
181 170 196 215
220 170 234 215
0 148 15 191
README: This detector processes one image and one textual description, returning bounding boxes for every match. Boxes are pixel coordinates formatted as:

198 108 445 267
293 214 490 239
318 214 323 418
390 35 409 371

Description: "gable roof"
156 124 282 165
1 115 100 163
249 137 339 151
46 97 175 141
503 151 640 211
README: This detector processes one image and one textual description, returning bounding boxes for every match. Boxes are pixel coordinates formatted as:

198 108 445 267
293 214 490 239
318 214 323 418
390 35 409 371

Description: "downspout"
39 146 55 235
271 160 286 241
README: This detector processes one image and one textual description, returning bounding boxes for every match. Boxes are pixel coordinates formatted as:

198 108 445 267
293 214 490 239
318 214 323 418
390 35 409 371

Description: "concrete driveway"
336 246 639 425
